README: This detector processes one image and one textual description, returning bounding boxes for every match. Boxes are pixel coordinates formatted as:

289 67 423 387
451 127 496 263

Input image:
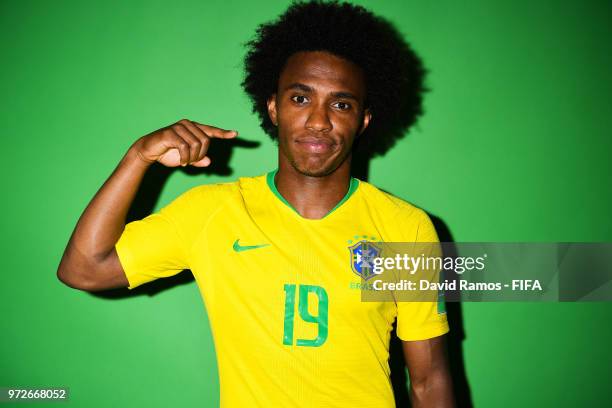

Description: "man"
57 1 454 406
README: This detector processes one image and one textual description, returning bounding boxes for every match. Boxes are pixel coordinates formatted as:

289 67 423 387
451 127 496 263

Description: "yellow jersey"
115 169 449 407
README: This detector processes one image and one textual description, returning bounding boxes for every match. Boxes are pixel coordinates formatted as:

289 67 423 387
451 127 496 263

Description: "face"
267 51 371 177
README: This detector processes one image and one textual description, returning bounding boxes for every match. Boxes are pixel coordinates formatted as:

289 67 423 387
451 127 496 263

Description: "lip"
294 136 336 153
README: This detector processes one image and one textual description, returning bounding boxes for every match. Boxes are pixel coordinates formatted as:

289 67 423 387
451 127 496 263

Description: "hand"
131 119 238 167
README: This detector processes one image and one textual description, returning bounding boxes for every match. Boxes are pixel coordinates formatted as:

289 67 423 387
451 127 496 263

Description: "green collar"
266 169 359 219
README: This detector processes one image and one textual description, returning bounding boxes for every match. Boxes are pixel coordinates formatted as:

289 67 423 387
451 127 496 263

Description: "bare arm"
402 335 455 408
56 119 237 291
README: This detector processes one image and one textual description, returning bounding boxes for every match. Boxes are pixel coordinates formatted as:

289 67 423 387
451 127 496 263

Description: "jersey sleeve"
115 185 207 290
395 208 450 341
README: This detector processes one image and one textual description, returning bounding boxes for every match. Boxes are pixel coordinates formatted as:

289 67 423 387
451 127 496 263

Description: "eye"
291 95 309 104
332 101 351 111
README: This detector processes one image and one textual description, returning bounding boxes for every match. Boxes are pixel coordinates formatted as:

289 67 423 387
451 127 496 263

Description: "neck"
274 158 352 220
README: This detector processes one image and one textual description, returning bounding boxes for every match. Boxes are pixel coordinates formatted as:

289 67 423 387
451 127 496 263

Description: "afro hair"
241 0 426 157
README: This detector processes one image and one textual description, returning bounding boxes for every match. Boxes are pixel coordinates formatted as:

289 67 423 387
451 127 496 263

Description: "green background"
2 0 611 406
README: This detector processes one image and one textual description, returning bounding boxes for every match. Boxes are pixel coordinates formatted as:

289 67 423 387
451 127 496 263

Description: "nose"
305 103 332 132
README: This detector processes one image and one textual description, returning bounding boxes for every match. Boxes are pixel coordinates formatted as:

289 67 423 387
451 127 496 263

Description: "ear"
358 108 372 136
267 94 278 126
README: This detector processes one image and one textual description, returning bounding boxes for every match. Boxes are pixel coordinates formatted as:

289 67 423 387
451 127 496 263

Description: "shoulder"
160 179 242 219
170 172 268 210
357 179 438 242
180 179 241 200
357 179 427 219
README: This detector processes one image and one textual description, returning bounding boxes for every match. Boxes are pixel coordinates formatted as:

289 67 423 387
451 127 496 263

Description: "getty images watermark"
355 242 612 302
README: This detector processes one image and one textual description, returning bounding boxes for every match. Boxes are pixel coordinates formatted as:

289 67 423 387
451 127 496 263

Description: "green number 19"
283 284 328 347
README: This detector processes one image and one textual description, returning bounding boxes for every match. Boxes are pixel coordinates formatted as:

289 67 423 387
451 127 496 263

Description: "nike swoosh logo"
233 239 270 252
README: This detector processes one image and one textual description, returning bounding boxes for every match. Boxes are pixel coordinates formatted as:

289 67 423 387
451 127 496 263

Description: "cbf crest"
349 240 381 280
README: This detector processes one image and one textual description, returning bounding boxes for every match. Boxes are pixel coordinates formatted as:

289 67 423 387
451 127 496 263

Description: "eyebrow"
284 82 360 102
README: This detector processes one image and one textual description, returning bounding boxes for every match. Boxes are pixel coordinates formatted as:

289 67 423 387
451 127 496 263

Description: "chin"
292 157 344 177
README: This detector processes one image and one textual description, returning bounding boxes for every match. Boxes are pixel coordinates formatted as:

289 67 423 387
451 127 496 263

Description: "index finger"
193 122 238 139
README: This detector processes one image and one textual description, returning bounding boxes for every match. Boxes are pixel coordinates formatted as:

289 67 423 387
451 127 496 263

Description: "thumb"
190 156 212 167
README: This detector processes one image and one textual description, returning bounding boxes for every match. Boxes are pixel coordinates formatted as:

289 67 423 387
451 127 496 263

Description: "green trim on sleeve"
397 320 450 341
